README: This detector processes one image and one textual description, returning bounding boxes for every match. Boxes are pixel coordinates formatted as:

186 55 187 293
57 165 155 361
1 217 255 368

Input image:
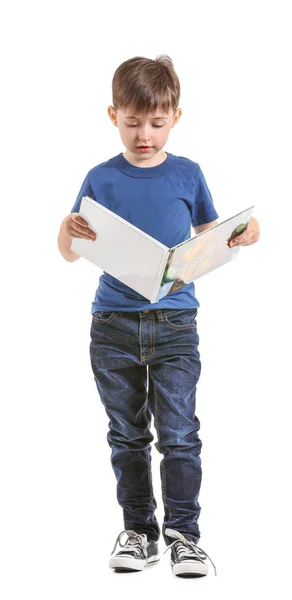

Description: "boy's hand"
229 217 260 247
62 213 97 241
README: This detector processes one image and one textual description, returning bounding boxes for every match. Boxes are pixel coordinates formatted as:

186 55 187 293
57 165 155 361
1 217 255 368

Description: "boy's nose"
138 129 151 140
138 136 151 142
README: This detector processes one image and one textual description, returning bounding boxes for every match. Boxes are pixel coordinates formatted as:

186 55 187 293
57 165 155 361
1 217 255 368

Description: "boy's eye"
126 124 163 128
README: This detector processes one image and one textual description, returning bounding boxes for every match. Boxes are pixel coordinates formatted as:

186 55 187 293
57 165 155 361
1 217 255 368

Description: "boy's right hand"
62 213 97 241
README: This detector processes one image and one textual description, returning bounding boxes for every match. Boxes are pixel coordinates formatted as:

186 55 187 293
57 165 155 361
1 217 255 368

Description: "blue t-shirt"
70 152 219 313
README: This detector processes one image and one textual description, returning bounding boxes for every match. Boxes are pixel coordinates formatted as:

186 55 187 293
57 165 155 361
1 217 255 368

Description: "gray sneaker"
109 530 160 572
164 528 217 577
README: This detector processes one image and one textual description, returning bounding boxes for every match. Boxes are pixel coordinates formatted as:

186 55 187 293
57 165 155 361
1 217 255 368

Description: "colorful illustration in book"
160 222 248 296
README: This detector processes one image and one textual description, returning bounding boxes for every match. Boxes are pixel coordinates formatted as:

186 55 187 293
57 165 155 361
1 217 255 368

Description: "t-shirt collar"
110 152 177 178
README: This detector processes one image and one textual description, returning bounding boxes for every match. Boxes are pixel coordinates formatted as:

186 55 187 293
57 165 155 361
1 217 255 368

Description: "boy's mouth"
137 146 152 152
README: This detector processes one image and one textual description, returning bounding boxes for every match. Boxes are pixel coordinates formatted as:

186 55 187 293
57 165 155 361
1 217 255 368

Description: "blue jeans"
89 307 202 545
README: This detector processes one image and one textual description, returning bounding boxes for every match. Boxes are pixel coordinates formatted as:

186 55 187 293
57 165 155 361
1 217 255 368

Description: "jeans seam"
140 366 154 503
141 317 155 362
163 321 197 331
152 365 173 522
92 312 117 324
145 447 154 503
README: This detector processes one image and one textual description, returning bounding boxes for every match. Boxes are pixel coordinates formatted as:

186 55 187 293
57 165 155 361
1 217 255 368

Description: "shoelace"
111 529 148 559
164 528 217 576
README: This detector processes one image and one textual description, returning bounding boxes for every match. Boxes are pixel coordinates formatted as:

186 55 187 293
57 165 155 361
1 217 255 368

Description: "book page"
157 207 254 299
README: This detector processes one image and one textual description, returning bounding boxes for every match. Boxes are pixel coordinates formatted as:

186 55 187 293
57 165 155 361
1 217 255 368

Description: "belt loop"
156 309 164 322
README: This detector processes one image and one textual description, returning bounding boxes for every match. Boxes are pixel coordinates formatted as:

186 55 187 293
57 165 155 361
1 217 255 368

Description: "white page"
71 196 169 302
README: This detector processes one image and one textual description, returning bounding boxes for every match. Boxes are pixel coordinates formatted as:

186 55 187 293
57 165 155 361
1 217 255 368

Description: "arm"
193 219 218 235
60 169 95 261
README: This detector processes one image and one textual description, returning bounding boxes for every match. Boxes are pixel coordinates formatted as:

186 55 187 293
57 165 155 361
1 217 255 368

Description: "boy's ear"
172 108 182 127
108 106 118 126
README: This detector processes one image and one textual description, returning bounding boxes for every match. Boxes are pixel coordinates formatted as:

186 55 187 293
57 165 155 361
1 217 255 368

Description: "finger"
72 214 90 227
70 226 96 239
234 237 255 246
71 220 90 233
72 215 95 234
70 232 85 239
234 234 252 245
71 222 96 237
71 231 96 240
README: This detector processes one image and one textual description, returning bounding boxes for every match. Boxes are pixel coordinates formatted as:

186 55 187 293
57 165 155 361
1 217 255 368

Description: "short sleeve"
191 165 219 226
70 172 96 214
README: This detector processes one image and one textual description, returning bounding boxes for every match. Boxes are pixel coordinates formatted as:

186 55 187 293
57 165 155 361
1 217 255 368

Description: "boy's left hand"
229 217 260 247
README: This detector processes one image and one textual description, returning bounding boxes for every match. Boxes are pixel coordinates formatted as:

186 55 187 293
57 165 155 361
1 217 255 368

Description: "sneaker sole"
171 560 208 577
110 553 160 572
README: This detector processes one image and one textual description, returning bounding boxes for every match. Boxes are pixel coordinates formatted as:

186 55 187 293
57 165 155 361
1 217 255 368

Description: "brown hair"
111 54 180 115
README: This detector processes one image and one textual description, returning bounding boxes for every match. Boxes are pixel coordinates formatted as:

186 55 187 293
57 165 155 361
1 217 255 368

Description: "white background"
1 0 291 598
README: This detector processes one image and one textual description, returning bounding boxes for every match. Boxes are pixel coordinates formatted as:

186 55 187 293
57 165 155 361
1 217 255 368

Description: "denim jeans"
89 307 202 545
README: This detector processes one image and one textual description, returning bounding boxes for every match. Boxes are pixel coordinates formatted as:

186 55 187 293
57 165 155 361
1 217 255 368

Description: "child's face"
108 104 182 159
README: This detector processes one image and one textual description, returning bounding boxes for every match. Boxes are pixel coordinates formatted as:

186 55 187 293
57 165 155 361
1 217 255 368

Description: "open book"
71 196 254 303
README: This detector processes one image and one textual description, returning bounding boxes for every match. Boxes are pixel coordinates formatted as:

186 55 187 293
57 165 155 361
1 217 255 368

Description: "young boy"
57 55 260 578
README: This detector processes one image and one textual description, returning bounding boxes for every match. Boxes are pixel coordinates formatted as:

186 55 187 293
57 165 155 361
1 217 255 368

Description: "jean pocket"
162 308 198 330
92 311 117 323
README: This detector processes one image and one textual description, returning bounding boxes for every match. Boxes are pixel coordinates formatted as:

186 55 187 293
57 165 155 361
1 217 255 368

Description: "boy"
57 55 260 577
